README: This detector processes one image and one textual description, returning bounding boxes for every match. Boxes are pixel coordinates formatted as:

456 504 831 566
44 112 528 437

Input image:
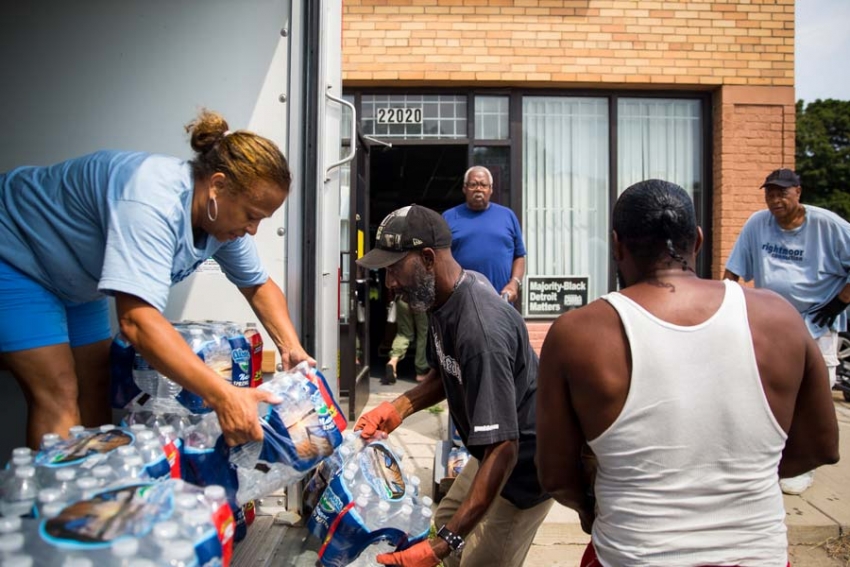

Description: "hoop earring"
207 196 219 222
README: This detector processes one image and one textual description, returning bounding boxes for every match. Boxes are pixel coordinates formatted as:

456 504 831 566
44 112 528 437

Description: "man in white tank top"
536 180 839 567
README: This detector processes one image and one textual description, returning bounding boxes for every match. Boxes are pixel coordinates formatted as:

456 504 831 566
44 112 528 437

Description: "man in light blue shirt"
725 167 850 495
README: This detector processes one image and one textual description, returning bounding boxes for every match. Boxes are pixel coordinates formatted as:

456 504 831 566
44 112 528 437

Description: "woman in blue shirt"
0 110 311 448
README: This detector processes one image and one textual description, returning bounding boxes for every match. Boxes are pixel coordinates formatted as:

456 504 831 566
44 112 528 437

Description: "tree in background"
795 99 850 220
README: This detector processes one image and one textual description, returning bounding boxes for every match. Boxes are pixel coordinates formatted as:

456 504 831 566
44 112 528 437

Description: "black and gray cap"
356 205 452 269
761 168 801 189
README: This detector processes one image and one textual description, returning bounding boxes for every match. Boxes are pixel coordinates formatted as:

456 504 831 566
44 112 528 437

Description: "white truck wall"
0 0 342 455
316 2 344 387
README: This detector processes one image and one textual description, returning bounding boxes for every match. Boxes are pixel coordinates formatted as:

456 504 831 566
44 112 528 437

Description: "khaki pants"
389 299 429 375
434 457 553 567
816 329 838 389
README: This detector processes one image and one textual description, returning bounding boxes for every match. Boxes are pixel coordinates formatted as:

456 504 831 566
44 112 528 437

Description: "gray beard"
407 261 436 312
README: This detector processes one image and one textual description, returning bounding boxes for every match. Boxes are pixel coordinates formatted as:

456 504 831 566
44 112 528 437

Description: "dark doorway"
366 144 467 374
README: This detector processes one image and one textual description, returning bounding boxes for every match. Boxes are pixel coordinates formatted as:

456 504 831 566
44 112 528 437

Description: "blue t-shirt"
0 150 267 312
726 205 850 338
442 203 526 293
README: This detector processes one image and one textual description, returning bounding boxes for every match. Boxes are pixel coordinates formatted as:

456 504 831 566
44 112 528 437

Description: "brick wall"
343 1 796 348
527 321 551 355
343 0 794 87
712 85 796 279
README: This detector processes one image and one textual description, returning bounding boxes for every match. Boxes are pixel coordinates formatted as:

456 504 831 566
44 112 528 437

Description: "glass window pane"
340 95 355 141
617 98 703 201
360 94 467 139
473 147 510 206
475 95 509 140
338 157 351 323
522 96 610 313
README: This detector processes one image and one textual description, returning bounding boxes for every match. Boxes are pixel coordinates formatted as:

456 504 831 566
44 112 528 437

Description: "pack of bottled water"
156 363 345 544
180 363 346 507
307 437 432 567
0 478 234 567
0 424 180 522
110 321 255 415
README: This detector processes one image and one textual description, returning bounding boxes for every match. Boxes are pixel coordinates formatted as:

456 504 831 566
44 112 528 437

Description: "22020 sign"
376 107 423 125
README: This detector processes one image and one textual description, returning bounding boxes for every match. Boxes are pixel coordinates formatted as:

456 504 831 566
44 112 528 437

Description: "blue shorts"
0 259 111 352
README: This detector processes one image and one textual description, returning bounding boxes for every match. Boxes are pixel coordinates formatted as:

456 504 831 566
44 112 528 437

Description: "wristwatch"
436 525 465 556
511 276 522 288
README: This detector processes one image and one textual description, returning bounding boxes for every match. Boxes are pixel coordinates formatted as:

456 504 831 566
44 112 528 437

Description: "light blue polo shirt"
0 150 267 312
726 205 850 338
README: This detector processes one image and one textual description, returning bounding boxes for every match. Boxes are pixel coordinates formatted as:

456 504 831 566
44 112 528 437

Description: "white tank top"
589 281 788 567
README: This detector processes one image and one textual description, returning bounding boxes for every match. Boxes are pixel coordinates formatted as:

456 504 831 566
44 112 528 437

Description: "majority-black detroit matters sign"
525 276 589 317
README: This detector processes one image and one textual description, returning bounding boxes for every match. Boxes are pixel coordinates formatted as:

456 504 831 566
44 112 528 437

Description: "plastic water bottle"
40 434 61 451
1 554 33 567
407 475 421 497
60 557 94 567
91 465 117 487
40 502 65 520
244 322 263 388
111 537 140 567
201 485 233 560
181 508 222 566
75 477 99 500
136 436 169 480
35 488 63 518
156 425 182 478
0 518 21 535
174 493 198 517
132 354 161 398
159 539 198 567
396 504 413 532
350 539 396 567
0 467 37 517
364 501 391 531
0 533 25 556
7 457 31 474
410 506 433 537
152 520 180 548
54 468 80 504
68 425 87 439
9 449 30 462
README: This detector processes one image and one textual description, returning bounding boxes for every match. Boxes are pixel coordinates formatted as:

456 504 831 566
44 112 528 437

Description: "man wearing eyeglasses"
443 166 527 305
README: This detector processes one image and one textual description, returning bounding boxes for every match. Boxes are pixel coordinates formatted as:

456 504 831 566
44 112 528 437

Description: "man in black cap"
725 167 850 495
354 205 551 567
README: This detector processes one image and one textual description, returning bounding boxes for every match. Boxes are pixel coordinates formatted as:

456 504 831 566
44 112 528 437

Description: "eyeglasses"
464 182 491 190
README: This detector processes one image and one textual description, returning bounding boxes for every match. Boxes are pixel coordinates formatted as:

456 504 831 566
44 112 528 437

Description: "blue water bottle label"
194 525 224 567
228 334 252 388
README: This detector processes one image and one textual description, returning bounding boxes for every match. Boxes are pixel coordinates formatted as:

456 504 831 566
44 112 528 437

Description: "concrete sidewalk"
367 377 850 565
231 378 850 566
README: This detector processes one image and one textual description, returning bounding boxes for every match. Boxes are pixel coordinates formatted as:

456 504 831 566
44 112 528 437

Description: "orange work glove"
354 401 403 439
377 540 441 567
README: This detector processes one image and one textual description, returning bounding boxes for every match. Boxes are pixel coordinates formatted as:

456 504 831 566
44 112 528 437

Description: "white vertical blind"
522 97 610 306
617 98 702 197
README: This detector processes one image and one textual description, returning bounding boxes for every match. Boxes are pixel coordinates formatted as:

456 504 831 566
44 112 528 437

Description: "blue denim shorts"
0 259 111 352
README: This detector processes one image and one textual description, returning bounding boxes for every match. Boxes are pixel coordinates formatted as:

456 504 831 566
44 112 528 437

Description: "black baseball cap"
357 205 452 269
761 168 801 189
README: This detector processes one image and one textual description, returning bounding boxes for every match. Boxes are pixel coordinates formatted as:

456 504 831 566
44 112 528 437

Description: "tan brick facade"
343 0 794 86
712 85 796 279
343 0 796 352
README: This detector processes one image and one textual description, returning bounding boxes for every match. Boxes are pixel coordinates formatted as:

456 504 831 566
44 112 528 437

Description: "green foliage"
795 99 850 220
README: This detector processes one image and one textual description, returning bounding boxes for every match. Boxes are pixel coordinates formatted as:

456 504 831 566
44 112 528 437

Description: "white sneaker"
780 471 814 495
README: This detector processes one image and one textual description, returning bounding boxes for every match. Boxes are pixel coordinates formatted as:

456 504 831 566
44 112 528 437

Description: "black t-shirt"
426 271 549 509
